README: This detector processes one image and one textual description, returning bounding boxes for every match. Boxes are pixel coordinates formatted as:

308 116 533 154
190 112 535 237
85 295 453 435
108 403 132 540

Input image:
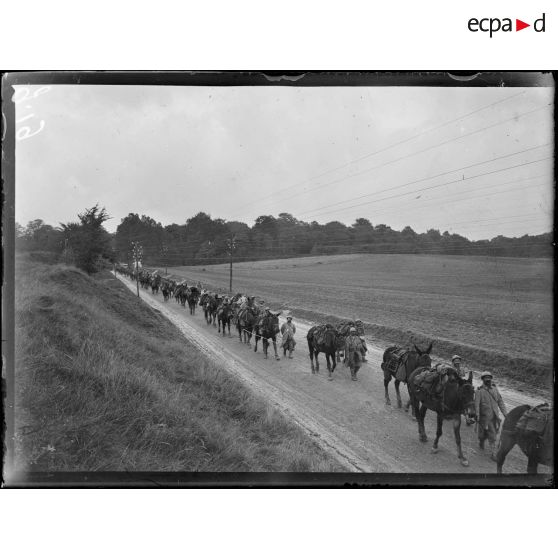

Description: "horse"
496 404 553 474
236 306 258 345
151 275 161 295
217 300 233 336
407 367 476 466
186 287 199 315
381 343 433 407
174 283 188 307
254 312 281 359
161 283 170 302
307 325 343 380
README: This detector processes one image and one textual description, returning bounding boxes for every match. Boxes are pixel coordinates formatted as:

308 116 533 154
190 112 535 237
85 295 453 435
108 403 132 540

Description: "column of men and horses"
115 265 553 474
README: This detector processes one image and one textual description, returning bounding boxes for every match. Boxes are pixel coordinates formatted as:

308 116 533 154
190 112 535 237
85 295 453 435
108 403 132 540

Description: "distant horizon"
16 208 551 244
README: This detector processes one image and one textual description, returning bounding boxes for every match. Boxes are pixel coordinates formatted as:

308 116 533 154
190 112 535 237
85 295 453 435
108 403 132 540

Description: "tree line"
16 208 552 273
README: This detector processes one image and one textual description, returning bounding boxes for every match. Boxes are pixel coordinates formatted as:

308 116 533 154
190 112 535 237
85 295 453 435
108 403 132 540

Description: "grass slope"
14 256 343 472
165 253 553 389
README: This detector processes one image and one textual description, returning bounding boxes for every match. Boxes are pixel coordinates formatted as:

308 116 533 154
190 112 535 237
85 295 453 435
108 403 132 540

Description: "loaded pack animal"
161 281 170 302
174 283 188 307
496 404 553 474
307 324 344 380
236 298 258 345
407 365 476 466
381 343 433 407
202 294 220 326
186 286 200 315
254 310 281 359
216 297 234 336
151 275 161 295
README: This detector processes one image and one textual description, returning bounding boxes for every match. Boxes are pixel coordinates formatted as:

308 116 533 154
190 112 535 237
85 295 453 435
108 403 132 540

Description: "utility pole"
131 241 143 297
162 243 168 275
226 234 236 293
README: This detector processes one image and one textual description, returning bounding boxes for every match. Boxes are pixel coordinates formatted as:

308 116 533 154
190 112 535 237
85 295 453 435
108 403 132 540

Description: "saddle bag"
516 404 551 436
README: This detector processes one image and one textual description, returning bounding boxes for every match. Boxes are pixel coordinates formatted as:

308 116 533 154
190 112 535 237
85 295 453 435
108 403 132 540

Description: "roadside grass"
14 255 344 472
163 253 553 390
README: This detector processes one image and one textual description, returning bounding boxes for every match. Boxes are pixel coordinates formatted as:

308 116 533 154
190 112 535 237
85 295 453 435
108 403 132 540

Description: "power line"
232 102 552 217
226 91 527 217
301 154 552 220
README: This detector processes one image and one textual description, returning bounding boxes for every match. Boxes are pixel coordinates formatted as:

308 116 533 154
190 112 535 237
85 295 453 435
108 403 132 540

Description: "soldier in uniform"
451 355 465 379
280 313 296 358
344 327 365 381
475 371 508 461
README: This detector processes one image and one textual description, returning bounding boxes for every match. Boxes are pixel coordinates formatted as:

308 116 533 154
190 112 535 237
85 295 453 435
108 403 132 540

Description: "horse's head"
411 342 433 369
264 312 281 334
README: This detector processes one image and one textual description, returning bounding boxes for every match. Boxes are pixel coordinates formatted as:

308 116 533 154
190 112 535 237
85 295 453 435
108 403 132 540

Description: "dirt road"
117 275 550 474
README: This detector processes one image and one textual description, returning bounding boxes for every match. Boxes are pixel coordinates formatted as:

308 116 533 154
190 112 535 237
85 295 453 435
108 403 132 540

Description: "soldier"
475 371 508 461
344 327 365 381
452 355 465 379
280 312 296 358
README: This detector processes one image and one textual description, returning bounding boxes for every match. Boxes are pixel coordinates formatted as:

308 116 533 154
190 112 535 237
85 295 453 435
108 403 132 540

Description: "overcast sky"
14 83 553 240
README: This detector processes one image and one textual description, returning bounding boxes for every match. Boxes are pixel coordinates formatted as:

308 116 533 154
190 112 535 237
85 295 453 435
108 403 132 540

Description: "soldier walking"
280 313 296 358
344 327 365 381
475 371 508 461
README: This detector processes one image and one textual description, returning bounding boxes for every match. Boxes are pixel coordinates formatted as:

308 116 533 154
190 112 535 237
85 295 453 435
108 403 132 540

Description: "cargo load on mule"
412 365 455 399
515 403 552 437
382 346 410 379
312 324 335 346
335 320 365 337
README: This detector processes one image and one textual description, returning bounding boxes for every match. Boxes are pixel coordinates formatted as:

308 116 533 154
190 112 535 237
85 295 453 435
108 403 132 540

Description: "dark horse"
236 306 257 345
254 312 281 360
407 368 476 466
307 325 343 380
381 343 433 407
186 287 199 315
496 404 553 474
217 301 233 337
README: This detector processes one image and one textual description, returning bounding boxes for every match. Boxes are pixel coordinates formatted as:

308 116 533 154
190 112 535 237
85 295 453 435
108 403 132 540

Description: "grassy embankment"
14 254 343 472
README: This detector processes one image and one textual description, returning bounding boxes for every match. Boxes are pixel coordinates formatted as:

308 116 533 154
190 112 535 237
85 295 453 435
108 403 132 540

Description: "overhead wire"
226 90 528 217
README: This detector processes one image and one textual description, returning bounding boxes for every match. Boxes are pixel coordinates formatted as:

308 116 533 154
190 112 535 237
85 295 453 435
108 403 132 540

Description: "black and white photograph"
2 72 554 486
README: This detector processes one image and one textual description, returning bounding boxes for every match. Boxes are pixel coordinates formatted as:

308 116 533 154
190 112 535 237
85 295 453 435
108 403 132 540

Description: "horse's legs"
416 402 428 442
325 354 333 379
527 454 538 474
272 337 280 360
432 413 443 452
453 416 468 466
263 338 269 359
254 331 259 352
394 379 403 408
496 431 515 474
331 352 336 375
384 374 392 405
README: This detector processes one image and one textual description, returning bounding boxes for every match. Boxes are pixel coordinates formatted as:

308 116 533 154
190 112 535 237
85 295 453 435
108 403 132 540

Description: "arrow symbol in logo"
516 19 530 31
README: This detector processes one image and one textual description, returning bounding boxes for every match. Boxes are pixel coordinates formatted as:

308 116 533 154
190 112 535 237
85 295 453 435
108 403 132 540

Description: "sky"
14 81 554 240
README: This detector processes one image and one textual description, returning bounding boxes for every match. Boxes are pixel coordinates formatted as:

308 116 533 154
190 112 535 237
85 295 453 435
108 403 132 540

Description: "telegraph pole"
162 243 168 275
131 241 143 297
226 234 236 293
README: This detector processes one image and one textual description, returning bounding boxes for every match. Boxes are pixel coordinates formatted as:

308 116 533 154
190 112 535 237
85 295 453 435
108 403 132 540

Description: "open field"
166 253 553 389
12 255 343 473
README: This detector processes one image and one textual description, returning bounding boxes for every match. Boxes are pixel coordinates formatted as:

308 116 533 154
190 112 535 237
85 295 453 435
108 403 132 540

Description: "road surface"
117 275 551 475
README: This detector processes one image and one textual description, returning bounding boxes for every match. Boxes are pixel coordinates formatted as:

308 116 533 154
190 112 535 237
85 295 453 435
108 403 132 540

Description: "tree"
60 204 114 273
